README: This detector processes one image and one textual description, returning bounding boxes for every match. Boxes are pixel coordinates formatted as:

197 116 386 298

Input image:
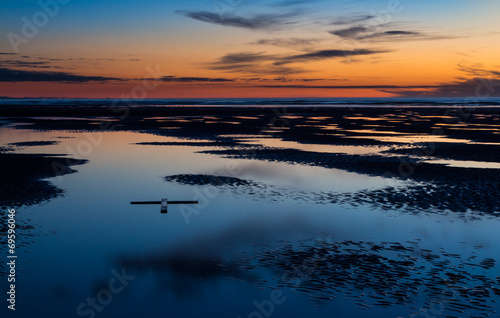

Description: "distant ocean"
1 97 500 107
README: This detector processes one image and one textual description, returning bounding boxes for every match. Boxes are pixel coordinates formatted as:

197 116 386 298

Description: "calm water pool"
1 127 499 318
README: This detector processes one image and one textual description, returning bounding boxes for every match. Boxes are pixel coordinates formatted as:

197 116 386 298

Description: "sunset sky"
1 0 500 98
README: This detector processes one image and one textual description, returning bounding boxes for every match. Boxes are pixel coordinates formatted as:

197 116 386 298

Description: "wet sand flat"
1 103 499 318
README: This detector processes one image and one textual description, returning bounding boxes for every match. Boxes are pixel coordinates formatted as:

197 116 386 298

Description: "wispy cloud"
160 76 235 82
385 78 500 97
213 63 306 75
212 52 277 65
330 14 375 25
329 25 456 42
252 84 446 89
207 47 390 75
0 68 122 83
330 26 370 39
241 77 346 83
0 60 52 68
458 64 500 78
250 37 321 50
242 65 500 97
276 48 390 65
272 0 314 7
177 10 301 30
207 52 304 75
383 65 500 97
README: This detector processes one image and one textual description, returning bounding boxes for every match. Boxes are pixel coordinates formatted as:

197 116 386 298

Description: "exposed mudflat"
0 153 87 209
118 237 500 317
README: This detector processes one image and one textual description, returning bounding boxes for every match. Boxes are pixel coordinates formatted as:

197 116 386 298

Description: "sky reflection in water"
1 128 499 318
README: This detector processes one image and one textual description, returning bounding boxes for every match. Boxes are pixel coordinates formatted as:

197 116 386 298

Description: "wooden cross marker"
130 198 198 213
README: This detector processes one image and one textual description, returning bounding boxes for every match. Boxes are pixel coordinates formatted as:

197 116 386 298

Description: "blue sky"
1 0 499 98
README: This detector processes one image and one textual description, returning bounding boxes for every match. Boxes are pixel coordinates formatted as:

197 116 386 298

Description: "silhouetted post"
130 198 198 213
